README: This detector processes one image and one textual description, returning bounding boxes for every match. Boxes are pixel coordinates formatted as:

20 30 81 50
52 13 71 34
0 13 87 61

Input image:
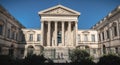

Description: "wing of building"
92 5 120 57
0 4 120 63
0 5 25 59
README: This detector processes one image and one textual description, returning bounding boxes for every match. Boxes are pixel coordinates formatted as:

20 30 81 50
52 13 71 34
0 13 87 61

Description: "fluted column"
62 22 65 46
41 22 44 46
47 22 51 46
55 22 57 46
75 22 78 46
68 22 71 46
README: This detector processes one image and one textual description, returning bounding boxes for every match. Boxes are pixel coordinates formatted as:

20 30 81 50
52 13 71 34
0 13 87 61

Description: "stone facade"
92 5 120 56
0 4 120 62
22 5 99 62
0 5 25 59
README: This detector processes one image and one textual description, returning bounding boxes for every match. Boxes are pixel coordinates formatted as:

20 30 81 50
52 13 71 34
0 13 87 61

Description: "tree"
97 54 120 65
0 55 15 65
23 54 54 65
69 49 93 63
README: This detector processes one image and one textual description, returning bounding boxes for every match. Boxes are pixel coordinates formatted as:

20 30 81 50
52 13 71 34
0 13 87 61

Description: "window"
0 25 3 35
102 32 104 40
78 34 81 42
84 34 88 42
9 45 14 56
91 34 95 42
7 29 10 38
112 22 118 37
93 49 96 54
29 34 33 41
27 46 34 56
57 31 61 43
115 47 118 53
99 34 101 41
14 32 16 40
11 31 15 39
16 33 18 40
0 47 2 54
106 30 110 39
20 49 24 54
37 34 41 41
114 26 117 36
103 45 106 54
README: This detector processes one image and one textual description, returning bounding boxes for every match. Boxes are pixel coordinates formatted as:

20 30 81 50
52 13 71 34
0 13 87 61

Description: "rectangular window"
114 26 117 36
115 47 118 53
57 31 61 43
11 31 13 39
7 29 10 38
106 30 109 39
93 49 96 54
12 31 15 39
37 34 41 41
0 25 3 35
14 32 16 40
0 47 2 54
91 34 95 42
16 33 18 41
78 34 81 42
102 32 104 40
29 34 33 41
21 49 24 54
84 34 88 42
99 34 101 41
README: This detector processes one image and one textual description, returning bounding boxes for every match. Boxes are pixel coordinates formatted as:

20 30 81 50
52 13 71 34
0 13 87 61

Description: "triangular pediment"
38 5 80 16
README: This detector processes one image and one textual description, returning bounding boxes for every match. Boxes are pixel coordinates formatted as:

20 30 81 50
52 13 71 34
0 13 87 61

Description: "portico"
38 5 80 60
39 5 80 47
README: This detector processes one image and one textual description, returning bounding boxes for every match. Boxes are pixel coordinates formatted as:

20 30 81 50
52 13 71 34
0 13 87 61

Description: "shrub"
97 54 120 65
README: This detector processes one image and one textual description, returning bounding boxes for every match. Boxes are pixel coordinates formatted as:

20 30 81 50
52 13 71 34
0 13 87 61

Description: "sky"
0 0 120 29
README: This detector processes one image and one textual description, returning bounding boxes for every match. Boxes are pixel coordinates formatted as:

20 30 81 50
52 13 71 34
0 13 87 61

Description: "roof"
38 4 80 16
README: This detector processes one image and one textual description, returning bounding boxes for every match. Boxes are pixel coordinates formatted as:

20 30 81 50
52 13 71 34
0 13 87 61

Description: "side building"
92 5 120 56
0 5 25 59
77 30 98 58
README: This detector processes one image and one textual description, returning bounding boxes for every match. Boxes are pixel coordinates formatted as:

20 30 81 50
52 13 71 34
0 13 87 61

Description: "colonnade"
41 21 77 46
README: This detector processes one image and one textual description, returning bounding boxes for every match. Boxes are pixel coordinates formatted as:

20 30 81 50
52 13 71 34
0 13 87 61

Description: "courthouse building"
0 4 120 62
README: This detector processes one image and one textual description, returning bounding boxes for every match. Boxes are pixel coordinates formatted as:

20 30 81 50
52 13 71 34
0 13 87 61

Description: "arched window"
27 46 34 56
85 46 90 53
103 45 106 54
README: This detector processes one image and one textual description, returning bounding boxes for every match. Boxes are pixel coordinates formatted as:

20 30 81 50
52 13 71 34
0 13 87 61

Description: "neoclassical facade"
23 5 99 62
0 4 120 62
0 5 25 59
92 5 120 56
